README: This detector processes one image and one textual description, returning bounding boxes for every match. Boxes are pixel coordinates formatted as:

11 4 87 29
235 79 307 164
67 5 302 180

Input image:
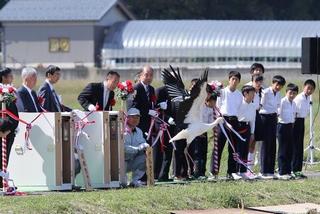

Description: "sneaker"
4 186 16 195
293 171 307 179
241 172 256 180
227 173 242 180
277 174 292 180
157 178 173 182
207 173 218 182
173 176 187 182
258 173 274 180
72 185 82 191
132 180 146 188
197 176 207 181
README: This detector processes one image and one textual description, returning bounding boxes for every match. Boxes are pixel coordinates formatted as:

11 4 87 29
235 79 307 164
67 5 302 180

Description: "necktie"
52 89 61 112
145 86 150 100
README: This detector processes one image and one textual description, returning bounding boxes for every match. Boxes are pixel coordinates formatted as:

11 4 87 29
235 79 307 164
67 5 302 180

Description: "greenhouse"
102 20 320 69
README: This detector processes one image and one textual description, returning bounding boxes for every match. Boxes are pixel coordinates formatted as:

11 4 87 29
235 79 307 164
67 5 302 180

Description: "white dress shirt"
238 99 256 134
140 81 149 94
217 86 242 117
294 92 310 118
278 97 296 124
245 82 263 110
259 87 281 114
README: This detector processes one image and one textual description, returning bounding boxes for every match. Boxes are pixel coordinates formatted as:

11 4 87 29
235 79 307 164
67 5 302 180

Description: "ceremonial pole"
1 97 7 192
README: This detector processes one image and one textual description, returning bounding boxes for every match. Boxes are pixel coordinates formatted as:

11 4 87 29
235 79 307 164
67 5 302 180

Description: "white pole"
309 95 314 163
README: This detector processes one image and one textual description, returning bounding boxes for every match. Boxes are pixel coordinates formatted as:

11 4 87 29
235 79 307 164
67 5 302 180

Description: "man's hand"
88 104 96 111
159 101 167 110
138 143 150 151
148 110 158 117
168 117 175 125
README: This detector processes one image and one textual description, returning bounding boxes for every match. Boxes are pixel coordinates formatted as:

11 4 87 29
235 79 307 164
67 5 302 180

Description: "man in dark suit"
153 85 175 181
16 67 43 112
38 65 71 112
78 71 120 111
129 65 156 139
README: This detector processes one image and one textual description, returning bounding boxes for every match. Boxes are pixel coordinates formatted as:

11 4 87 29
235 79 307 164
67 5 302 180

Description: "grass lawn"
1 179 320 213
6 75 320 213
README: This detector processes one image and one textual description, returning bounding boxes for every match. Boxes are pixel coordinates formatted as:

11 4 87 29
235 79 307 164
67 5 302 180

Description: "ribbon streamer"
219 122 253 174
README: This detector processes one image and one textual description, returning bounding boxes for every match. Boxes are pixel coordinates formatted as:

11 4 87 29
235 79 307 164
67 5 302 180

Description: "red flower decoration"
8 87 15 93
110 98 116 106
127 85 134 93
38 96 45 106
126 80 133 87
117 82 125 90
0 88 3 94
150 94 157 103
95 102 100 111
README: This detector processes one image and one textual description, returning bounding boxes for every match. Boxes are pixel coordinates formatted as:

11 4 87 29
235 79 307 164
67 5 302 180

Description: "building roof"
0 0 132 22
103 20 320 58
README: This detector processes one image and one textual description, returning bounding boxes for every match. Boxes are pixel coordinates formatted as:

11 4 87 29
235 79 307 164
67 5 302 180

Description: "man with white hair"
124 107 150 187
16 67 43 112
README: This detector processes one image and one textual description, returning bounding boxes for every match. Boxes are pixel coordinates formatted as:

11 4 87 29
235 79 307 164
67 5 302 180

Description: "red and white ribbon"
72 110 95 150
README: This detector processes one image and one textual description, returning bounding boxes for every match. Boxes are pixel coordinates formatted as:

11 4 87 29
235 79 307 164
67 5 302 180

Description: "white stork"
162 66 224 176
162 66 224 146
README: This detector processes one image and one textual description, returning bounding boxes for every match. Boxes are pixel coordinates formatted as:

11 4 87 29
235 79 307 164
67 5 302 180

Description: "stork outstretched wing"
161 66 209 125
161 65 189 99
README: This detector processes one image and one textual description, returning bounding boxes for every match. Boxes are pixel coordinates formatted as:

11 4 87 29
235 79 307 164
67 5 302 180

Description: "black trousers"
254 110 263 141
0 132 16 188
292 118 305 172
277 123 294 175
153 131 173 180
260 113 277 174
173 139 188 178
188 134 208 177
237 122 250 173
215 116 239 174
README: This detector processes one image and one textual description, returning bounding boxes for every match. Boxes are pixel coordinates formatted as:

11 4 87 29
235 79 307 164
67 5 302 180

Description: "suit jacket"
38 82 71 112
16 86 43 112
156 86 173 118
155 86 176 134
129 82 155 135
78 82 115 111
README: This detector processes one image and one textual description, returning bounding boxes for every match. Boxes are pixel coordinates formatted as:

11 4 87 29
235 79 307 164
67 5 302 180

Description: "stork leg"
184 145 196 179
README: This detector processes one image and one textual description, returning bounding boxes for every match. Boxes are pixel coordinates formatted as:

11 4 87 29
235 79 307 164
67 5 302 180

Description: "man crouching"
124 108 149 187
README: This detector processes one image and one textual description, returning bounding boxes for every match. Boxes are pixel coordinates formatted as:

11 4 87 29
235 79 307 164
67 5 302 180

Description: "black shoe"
72 185 82 191
157 178 173 182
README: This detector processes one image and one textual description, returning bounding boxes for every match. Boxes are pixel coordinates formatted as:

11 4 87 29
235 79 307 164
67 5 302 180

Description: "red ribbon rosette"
110 98 116 106
37 96 45 106
150 94 157 103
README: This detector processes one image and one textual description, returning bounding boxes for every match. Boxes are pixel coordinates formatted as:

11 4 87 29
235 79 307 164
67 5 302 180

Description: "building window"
49 38 70 52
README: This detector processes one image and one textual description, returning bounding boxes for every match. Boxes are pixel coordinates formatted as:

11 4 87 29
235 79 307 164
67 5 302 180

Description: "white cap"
127 108 140 116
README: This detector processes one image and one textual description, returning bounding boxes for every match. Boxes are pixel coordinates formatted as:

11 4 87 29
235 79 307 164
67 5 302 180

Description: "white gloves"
138 143 150 151
88 104 96 111
168 117 175 125
159 101 167 110
148 109 158 117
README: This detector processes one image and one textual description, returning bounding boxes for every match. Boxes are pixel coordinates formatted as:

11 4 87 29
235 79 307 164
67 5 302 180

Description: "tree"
123 0 320 20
